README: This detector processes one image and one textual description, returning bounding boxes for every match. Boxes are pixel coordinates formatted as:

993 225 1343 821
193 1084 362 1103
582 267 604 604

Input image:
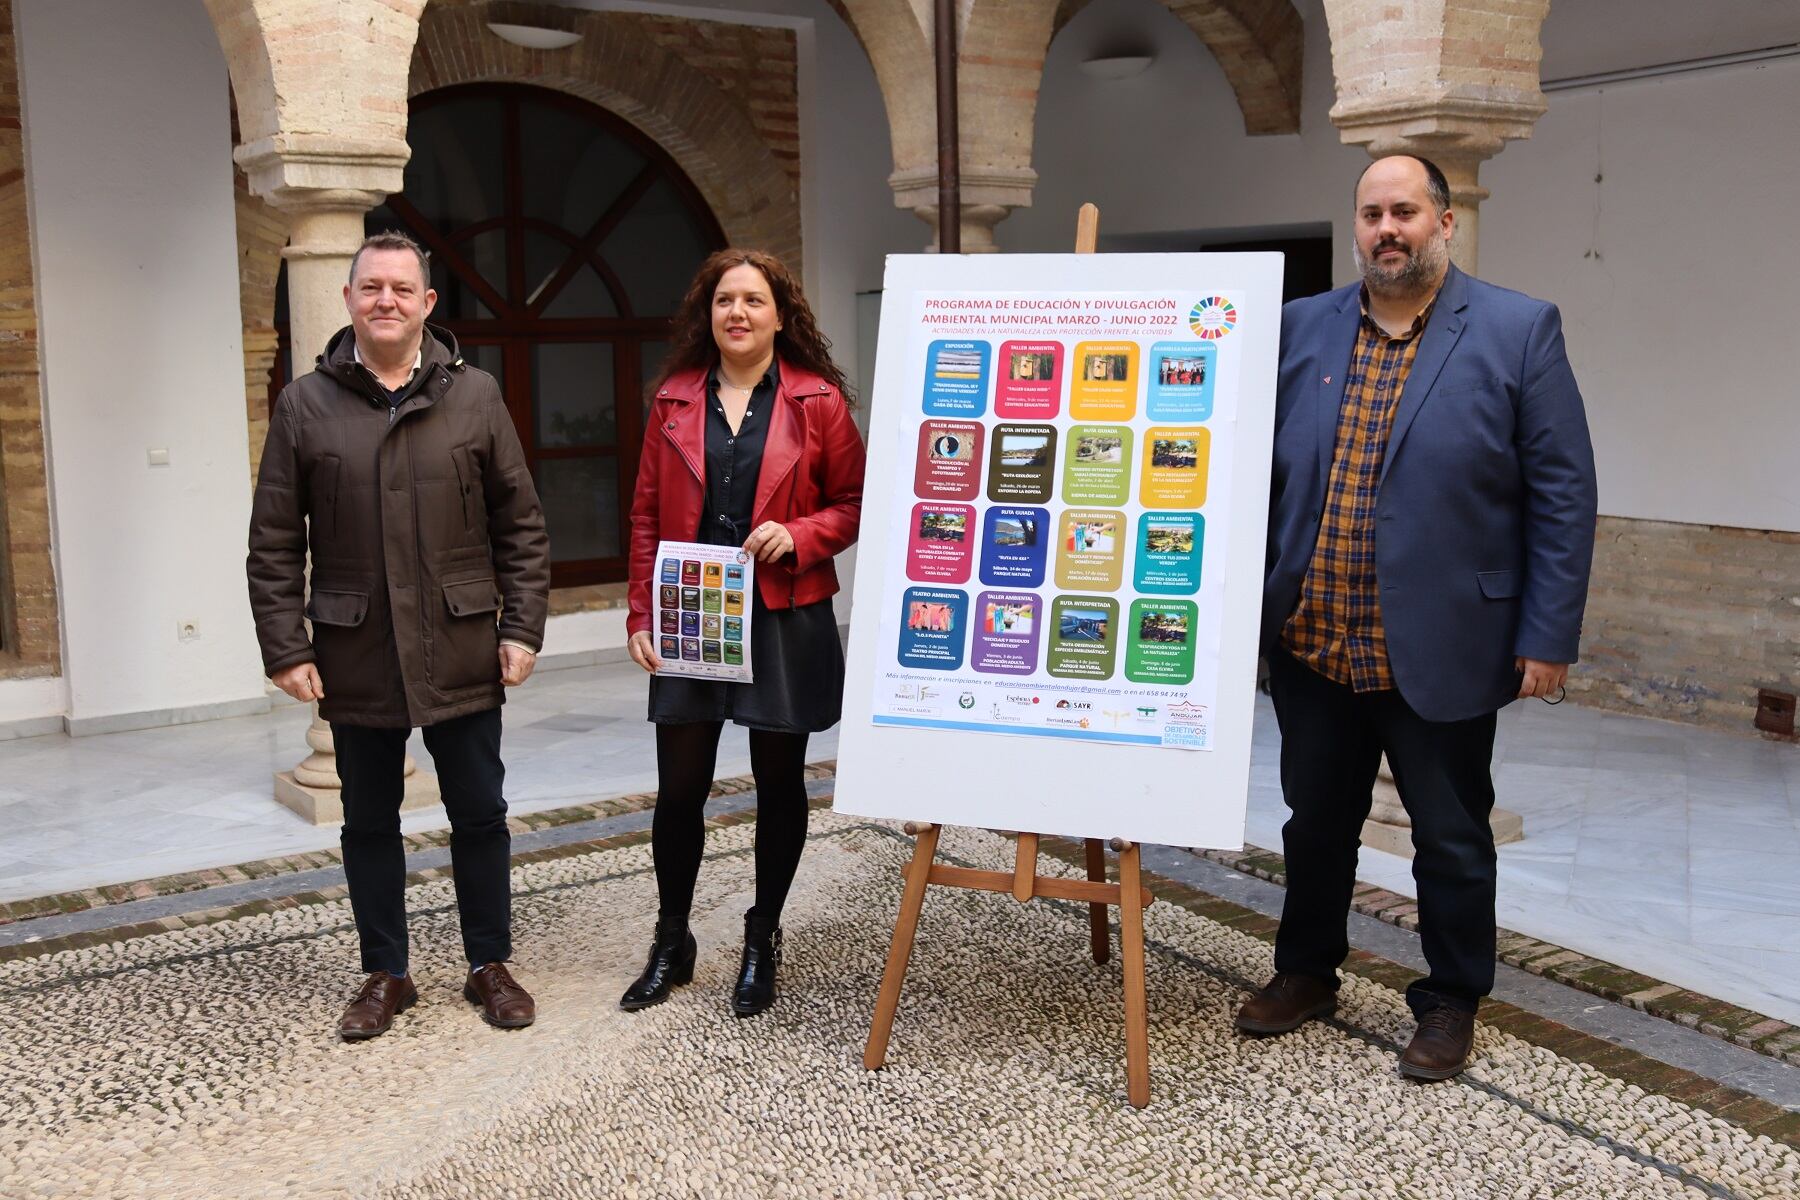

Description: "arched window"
369 83 725 588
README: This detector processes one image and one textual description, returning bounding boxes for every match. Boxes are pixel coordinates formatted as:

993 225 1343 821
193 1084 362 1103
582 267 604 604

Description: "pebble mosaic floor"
4 814 1795 1199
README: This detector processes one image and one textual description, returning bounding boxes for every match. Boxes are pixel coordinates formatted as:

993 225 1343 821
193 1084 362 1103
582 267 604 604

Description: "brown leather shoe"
337 971 417 1041
1399 1006 1476 1080
464 961 536 1029
1235 972 1338 1035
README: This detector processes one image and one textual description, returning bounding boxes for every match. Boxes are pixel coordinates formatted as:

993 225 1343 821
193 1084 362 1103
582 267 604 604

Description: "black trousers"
1266 649 1499 1015
332 707 512 976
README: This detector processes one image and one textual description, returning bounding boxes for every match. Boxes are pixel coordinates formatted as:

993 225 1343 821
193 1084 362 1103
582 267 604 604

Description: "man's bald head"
1354 155 1451 216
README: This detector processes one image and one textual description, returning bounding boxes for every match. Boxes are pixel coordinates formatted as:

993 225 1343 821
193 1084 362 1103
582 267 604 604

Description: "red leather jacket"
628 360 866 636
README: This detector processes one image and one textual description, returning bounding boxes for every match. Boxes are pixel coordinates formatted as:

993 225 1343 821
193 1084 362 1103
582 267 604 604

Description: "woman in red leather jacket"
620 249 865 1017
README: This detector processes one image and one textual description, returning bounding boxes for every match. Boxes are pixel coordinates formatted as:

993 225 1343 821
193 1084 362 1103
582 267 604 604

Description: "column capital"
890 166 1037 253
234 133 410 215
888 164 1037 211
1331 92 1547 276
1330 91 1545 185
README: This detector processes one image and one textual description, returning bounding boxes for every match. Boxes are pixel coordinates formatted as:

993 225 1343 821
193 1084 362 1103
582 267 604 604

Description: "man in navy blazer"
1236 155 1597 1080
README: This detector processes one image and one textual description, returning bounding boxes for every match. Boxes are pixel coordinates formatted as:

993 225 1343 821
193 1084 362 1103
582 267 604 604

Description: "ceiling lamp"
486 22 583 51
1079 54 1154 80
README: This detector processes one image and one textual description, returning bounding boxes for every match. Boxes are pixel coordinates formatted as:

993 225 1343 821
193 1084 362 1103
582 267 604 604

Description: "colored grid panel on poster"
870 288 1249 751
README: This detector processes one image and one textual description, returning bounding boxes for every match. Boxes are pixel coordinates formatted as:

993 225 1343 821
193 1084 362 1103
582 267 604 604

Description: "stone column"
1319 0 1555 851
238 136 439 825
1322 0 1551 276
1328 111 1541 275
891 166 1037 253
1360 755 1524 859
1330 105 1540 849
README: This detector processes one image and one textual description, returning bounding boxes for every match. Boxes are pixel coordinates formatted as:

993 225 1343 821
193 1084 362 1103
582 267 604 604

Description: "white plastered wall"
1481 55 1800 532
15 0 266 730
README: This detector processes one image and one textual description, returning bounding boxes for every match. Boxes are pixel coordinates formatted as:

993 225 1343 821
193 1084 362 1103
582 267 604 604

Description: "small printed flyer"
652 540 754 683
872 288 1248 750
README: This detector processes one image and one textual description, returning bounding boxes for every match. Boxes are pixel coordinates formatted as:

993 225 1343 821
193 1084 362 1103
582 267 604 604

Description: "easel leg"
1117 842 1150 1108
1084 838 1110 965
864 823 942 1070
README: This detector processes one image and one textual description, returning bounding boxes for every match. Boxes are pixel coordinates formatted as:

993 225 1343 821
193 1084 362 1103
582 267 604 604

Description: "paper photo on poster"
652 539 754 682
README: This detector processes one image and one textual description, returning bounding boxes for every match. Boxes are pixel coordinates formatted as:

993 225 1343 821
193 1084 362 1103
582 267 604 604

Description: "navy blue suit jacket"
1263 265 1598 723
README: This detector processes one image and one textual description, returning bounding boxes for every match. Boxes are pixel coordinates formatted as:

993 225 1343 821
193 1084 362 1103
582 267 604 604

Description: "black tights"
651 721 811 926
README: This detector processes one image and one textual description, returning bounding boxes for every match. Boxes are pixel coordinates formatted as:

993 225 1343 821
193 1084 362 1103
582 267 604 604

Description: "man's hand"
743 520 795 563
499 644 537 687
1516 657 1568 699
627 631 662 675
272 662 324 704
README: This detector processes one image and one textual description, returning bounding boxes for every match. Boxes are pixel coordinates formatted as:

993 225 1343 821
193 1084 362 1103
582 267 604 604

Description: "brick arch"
203 0 422 155
230 1 805 476
1050 0 1302 135
411 4 800 266
833 0 933 171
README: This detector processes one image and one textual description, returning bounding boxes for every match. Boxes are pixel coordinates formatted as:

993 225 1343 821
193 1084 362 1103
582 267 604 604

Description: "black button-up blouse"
696 361 777 548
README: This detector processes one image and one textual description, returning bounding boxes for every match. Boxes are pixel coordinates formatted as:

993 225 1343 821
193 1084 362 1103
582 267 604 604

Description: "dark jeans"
332 707 512 977
1266 649 1499 1015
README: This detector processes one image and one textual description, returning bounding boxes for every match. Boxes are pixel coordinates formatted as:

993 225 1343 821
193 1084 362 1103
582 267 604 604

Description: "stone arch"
411 4 800 265
1050 0 1303 135
202 0 420 192
834 0 935 174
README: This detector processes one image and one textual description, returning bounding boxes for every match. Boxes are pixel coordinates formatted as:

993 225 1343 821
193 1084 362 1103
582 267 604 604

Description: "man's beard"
1355 231 1449 296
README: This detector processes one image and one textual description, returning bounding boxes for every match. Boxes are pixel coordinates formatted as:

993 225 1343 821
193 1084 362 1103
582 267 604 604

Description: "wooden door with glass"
368 83 726 588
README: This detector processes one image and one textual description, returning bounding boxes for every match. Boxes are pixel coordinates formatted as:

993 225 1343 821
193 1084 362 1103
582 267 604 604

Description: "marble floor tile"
1499 744 1597 769
1495 856 1576 899
1686 816 1799 851
1687 790 1793 827
1567 862 1688 906
1688 879 1800 919
1561 893 1692 942
1583 769 1689 803
1690 906 1800 953
1572 837 1687 875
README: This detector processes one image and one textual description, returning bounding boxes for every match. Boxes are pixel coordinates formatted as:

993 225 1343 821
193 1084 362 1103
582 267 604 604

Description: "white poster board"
833 253 1283 848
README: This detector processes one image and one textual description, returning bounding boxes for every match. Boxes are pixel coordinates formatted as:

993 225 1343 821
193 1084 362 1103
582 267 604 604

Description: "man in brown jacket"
248 231 551 1041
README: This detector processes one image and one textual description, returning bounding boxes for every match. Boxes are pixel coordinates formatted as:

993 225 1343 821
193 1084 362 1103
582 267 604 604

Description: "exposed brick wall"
1323 0 1548 110
630 15 799 186
426 0 800 185
0 0 59 679
1573 517 1800 733
410 2 800 263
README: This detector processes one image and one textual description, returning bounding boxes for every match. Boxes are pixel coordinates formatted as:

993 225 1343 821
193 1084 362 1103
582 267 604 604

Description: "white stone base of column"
1360 809 1524 859
1359 767 1523 859
273 768 442 826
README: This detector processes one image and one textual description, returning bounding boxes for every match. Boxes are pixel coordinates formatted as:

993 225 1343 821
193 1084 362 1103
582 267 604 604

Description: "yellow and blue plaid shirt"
1280 289 1439 691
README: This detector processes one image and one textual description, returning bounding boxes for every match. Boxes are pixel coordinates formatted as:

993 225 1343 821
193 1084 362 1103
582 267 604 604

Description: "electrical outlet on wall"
177 619 201 642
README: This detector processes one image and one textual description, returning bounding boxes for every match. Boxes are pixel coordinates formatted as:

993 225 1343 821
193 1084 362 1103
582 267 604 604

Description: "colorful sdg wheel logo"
1188 296 1238 340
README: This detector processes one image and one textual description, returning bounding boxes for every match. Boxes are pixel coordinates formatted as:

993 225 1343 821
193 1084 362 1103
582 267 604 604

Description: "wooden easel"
862 204 1157 1109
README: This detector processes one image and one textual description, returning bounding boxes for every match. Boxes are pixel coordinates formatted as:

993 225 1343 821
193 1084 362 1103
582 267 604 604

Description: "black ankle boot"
619 915 696 1011
731 908 782 1017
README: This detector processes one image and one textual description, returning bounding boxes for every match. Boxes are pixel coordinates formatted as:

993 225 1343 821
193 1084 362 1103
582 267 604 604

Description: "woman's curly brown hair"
649 249 853 405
